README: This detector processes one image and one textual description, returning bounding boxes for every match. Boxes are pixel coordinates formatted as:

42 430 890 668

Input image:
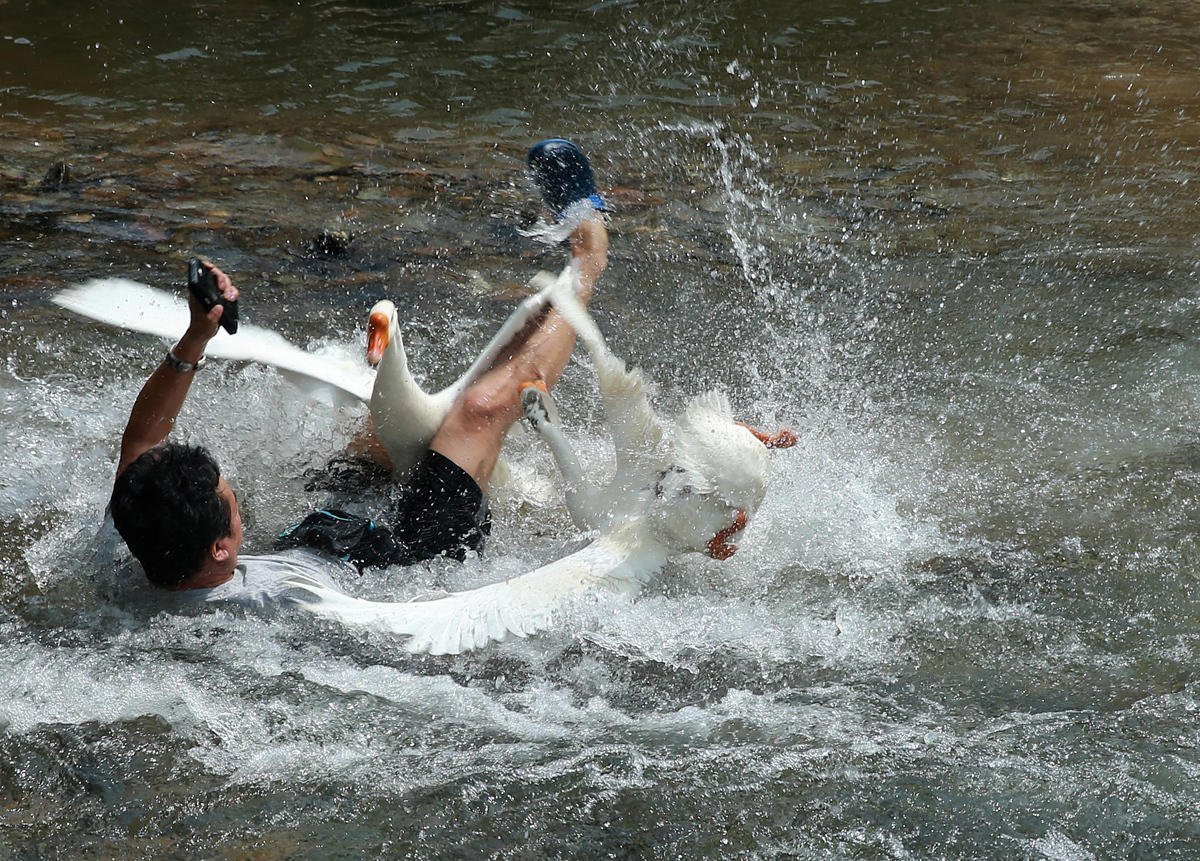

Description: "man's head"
110 443 243 588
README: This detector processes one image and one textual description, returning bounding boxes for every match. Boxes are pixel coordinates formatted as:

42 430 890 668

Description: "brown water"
3 1 1200 858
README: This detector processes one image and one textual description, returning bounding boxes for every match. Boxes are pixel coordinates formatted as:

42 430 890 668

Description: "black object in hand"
187 258 238 334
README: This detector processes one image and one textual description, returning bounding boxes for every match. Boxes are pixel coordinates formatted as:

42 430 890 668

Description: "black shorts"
277 450 491 570
386 449 491 562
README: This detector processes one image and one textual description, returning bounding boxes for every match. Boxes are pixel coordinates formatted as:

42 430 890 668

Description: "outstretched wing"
536 270 668 483
287 526 668 655
54 278 374 405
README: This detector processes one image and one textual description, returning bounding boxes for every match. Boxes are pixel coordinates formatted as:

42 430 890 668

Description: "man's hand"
172 262 238 364
184 261 239 343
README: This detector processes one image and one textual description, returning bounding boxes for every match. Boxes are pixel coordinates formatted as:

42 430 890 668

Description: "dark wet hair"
110 443 231 588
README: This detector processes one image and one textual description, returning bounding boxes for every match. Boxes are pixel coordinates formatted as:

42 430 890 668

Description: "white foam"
1029 830 1098 861
736 406 949 579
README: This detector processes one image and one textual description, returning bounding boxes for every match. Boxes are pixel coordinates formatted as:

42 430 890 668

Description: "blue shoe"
527 138 606 217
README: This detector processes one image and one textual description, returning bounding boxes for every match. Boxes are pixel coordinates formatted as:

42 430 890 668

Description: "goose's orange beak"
737 422 797 449
706 510 748 560
367 311 390 367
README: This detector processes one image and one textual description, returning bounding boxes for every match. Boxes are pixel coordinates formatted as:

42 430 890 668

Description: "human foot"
527 139 606 217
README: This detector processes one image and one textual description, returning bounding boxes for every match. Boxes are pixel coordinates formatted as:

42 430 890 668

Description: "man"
108 140 609 601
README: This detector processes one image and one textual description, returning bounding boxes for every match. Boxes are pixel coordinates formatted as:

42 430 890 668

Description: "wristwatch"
164 349 207 373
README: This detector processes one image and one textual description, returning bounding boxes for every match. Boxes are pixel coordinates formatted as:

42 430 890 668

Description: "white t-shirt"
180 549 352 609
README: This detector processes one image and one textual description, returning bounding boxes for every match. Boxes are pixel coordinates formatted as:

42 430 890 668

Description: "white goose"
52 267 571 475
280 276 785 654
522 268 795 536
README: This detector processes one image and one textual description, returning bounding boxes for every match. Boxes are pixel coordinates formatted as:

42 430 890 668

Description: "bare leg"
430 216 609 490
346 414 395 470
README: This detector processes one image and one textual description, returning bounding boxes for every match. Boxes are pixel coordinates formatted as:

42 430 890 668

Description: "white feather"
53 278 374 406
675 393 769 512
286 521 668 655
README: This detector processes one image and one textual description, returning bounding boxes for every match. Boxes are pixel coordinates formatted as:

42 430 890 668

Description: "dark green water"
3 1 1200 858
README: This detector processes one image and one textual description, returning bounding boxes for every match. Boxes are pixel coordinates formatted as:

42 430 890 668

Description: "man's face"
215 476 244 565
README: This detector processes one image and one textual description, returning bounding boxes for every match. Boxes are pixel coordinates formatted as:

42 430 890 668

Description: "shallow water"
3 0 1200 858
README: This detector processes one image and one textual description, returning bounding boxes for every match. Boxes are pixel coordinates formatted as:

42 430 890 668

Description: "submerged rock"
37 160 71 192
310 229 353 257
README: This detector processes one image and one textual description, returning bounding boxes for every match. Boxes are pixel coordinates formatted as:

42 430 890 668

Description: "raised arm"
115 263 238 477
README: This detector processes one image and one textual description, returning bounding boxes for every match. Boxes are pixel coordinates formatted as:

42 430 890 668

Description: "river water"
2 0 1199 857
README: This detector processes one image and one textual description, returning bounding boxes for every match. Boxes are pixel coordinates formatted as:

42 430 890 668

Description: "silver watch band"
165 349 207 373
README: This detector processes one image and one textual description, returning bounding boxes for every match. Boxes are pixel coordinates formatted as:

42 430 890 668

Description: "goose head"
648 392 771 557
366 299 399 369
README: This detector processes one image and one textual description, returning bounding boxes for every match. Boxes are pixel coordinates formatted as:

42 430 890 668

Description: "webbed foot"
520 380 560 430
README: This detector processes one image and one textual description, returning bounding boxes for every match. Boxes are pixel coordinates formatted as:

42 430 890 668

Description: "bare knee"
429 379 525 487
452 379 524 432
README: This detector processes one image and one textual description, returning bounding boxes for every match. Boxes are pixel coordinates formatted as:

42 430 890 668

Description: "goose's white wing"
594 353 667 482
286 525 668 655
537 272 668 481
54 278 374 405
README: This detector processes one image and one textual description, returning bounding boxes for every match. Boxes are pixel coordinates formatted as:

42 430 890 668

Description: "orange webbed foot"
737 422 797 449
706 510 748 560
